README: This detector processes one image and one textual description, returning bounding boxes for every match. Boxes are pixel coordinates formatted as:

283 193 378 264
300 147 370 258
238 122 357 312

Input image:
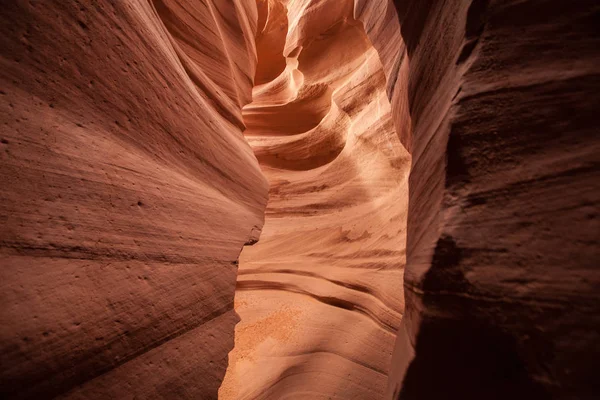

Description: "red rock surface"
0 1 267 398
383 1 600 399
1 0 598 399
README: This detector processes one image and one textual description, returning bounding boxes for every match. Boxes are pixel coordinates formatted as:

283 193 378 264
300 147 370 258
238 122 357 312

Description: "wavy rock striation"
383 1 600 399
0 1 267 399
1 0 598 399
220 1 411 399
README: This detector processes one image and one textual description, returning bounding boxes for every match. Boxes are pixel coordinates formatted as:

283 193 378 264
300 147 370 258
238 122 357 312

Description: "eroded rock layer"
221 1 411 399
2 0 598 398
0 1 267 399
385 1 600 399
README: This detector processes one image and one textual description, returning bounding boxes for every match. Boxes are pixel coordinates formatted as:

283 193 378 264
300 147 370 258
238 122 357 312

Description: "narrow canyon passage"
221 1 411 398
1 0 597 399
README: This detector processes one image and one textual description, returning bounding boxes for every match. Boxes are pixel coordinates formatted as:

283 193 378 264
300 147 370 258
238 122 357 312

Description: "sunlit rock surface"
0 1 267 398
220 1 410 399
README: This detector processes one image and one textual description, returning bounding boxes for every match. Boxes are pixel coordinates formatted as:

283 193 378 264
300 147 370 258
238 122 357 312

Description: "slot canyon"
0 1 598 399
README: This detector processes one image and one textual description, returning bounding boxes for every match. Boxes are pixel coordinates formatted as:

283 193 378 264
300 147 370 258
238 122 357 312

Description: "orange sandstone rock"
0 1 267 398
220 1 410 398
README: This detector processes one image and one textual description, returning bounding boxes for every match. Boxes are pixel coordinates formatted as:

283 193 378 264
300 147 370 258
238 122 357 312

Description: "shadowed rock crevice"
399 318 549 400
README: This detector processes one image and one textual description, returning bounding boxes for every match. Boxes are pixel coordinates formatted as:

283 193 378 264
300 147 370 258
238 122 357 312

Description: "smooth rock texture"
0 1 267 399
220 1 410 399
1 0 598 399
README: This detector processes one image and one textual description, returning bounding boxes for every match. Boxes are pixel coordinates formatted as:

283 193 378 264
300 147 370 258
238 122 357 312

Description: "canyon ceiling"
0 0 598 400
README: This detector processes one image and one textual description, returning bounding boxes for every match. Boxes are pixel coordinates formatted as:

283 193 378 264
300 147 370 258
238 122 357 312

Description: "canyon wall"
1 0 598 399
0 1 267 398
220 1 410 398
379 1 600 399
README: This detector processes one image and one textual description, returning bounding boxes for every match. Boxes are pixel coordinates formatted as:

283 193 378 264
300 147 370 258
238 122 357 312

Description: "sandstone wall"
379 1 600 398
0 1 267 398
1 0 597 399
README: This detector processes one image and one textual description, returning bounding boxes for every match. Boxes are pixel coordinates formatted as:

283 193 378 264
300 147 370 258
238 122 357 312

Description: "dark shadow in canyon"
397 235 550 400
